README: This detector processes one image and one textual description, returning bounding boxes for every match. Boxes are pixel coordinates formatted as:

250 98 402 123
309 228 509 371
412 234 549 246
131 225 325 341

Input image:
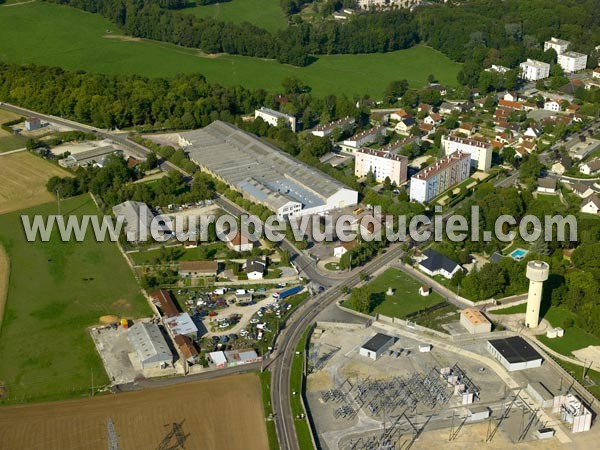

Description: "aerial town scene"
0 0 600 449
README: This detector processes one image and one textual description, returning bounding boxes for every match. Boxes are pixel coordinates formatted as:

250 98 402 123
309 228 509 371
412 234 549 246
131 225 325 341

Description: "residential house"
593 68 600 79
394 117 416 134
544 100 561 112
580 158 600 175
178 261 219 278
439 102 459 115
581 194 600 215
571 182 594 198
222 229 256 252
503 91 518 102
424 113 443 126
537 177 557 194
524 125 542 139
551 156 572 174
417 249 463 279
457 122 475 136
418 103 431 113
499 99 523 110
390 109 410 122
245 259 266 280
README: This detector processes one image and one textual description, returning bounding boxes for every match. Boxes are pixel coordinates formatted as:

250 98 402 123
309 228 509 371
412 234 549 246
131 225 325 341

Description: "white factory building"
487 336 543 372
409 151 471 203
520 59 550 81
441 135 493 171
354 148 408 185
179 121 358 220
544 37 570 55
254 107 297 132
127 322 173 370
557 51 588 73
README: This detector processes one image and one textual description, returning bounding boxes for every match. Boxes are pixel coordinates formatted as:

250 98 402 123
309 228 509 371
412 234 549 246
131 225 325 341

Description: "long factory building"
179 121 358 220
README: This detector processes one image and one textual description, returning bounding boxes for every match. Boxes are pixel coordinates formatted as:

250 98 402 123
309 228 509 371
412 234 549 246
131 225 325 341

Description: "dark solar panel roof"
488 336 542 364
362 333 394 352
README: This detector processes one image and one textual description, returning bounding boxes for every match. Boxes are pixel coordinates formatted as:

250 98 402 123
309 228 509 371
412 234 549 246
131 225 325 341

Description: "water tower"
525 260 550 328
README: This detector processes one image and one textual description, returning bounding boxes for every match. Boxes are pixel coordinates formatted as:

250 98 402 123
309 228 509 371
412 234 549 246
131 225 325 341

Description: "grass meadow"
0 194 150 403
180 0 288 33
0 2 460 97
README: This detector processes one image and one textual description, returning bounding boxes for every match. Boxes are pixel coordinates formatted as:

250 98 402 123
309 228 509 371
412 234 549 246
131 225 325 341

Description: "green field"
0 195 150 403
0 2 460 97
492 303 600 357
344 268 446 318
180 0 288 33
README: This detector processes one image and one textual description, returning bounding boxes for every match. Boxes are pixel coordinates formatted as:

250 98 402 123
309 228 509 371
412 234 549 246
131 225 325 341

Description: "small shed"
208 351 227 368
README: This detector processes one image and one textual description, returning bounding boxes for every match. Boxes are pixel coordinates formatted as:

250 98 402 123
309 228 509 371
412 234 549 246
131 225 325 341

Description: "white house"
593 68 600 79
544 100 561 112
424 113 443 126
503 91 518 102
520 59 550 81
524 125 542 139
557 51 588 73
571 182 594 198
394 117 416 134
581 194 600 215
222 229 256 253
333 240 357 258
417 249 462 279
245 259 266 280
537 177 557 194
580 158 600 175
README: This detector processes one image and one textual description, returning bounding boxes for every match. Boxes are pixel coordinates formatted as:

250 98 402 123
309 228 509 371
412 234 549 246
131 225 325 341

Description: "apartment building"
441 135 493 171
355 148 408 185
544 37 570 55
520 59 550 81
254 107 297 131
409 151 471 203
557 51 588 73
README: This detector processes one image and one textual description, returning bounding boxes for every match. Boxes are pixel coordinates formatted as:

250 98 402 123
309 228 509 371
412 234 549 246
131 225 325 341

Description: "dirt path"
0 245 9 331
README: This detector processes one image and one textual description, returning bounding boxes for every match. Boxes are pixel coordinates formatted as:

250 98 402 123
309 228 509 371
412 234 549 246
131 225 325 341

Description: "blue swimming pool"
509 248 528 261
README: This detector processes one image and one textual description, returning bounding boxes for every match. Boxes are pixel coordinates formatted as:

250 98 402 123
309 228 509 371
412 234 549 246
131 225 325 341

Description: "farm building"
58 145 121 169
460 308 492 334
179 121 357 220
150 289 180 318
245 259 266 280
417 249 462 279
359 333 395 360
112 200 155 243
487 336 543 372
178 260 219 278
173 334 198 362
163 313 198 339
25 117 42 131
127 322 173 370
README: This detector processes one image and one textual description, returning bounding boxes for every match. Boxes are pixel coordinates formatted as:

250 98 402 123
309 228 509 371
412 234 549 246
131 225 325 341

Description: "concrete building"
467 406 491 422
112 200 155 243
417 249 462 279
128 322 173 370
180 121 358 220
409 151 471 203
174 334 198 362
487 336 543 372
526 382 554 408
525 260 550 328
558 51 588 73
354 148 408 185
520 59 550 81
208 351 227 368
24 117 41 131
460 308 492 334
224 349 260 366
553 394 592 433
341 126 387 152
537 177 557 194
58 145 121 169
441 135 492 171
544 37 570 55
254 107 296 131
178 261 219 278
359 333 395 360
544 100 561 112
311 116 355 137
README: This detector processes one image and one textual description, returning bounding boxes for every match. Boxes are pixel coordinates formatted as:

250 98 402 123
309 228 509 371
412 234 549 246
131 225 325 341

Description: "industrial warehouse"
178 121 358 219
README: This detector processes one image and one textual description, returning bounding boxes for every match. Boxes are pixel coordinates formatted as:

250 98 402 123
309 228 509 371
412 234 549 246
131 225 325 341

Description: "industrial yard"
304 322 599 450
